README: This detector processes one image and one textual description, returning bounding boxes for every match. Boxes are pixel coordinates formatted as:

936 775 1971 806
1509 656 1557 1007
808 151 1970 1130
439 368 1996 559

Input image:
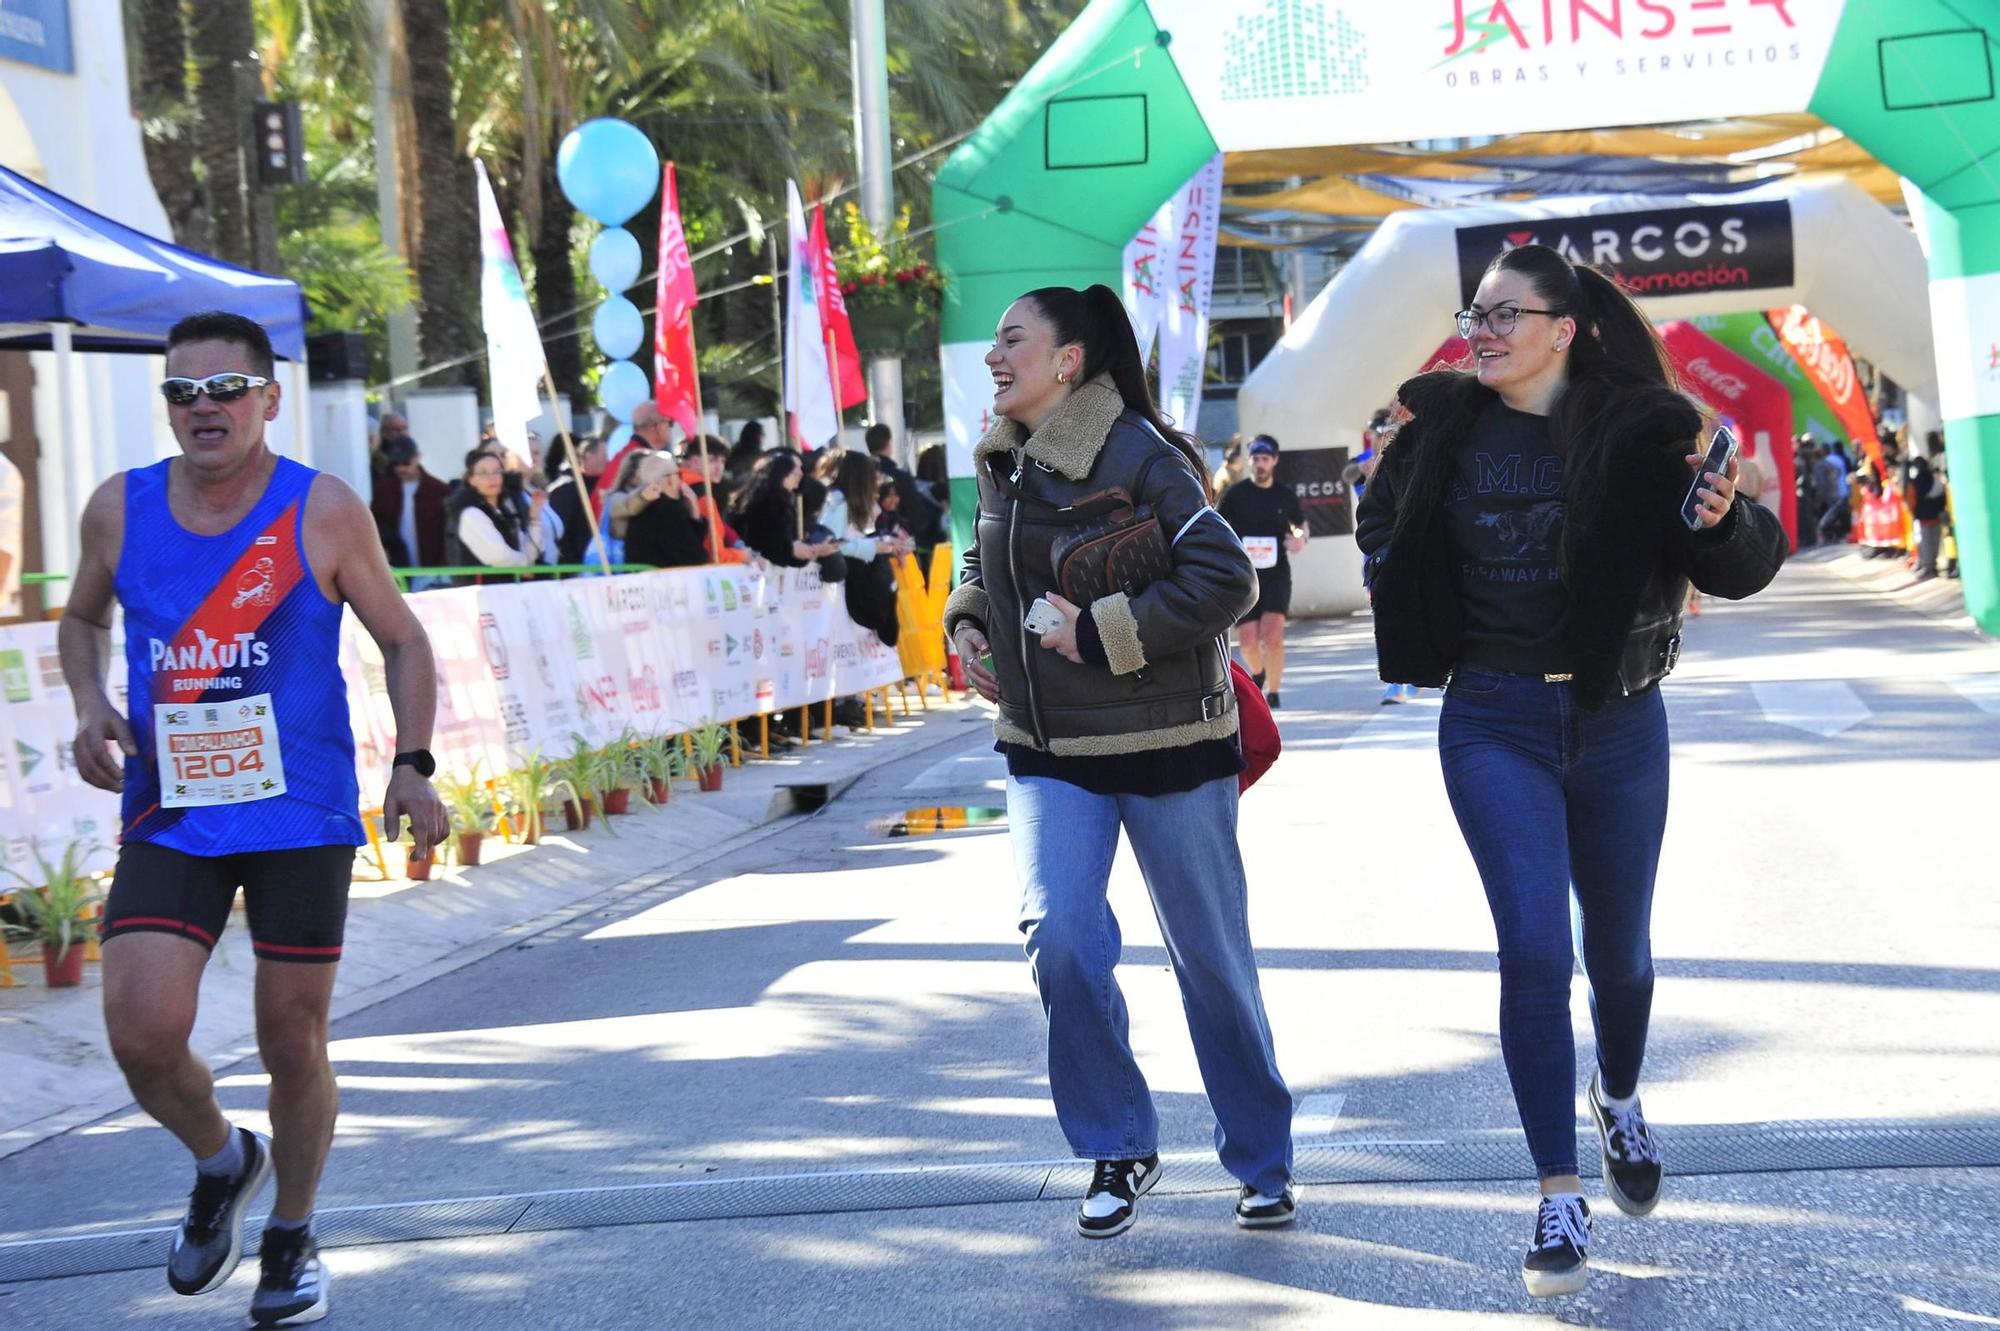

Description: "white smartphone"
1681 425 1740 530
1023 597 1065 636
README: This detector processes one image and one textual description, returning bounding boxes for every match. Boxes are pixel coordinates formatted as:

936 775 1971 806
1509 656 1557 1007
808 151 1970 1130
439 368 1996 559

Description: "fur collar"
971 374 1125 481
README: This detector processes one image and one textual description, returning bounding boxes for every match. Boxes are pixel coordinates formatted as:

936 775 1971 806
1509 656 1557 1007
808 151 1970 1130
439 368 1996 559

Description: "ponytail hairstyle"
1021 283 1213 499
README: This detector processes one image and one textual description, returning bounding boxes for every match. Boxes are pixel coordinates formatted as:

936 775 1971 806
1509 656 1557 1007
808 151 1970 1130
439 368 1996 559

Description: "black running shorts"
101 842 355 963
1239 562 1292 624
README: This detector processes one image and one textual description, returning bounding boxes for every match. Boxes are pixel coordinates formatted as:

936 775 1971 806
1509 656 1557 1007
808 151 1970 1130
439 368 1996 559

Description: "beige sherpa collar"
971 374 1125 481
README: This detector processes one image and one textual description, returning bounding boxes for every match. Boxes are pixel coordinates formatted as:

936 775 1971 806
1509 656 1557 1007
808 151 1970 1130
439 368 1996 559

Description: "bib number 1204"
155 693 288 808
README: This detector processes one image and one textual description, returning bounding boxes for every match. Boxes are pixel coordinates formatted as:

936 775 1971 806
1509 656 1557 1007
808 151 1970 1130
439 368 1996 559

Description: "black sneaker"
247 1228 329 1327
1588 1071 1663 1216
1251 671 1266 689
1265 691 1281 709
1521 1193 1591 1297
1077 1154 1161 1239
167 1128 273 1296
1234 1184 1298 1228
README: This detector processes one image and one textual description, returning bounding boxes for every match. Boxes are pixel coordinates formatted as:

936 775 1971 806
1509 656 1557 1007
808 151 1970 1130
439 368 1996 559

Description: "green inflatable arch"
936 0 2000 634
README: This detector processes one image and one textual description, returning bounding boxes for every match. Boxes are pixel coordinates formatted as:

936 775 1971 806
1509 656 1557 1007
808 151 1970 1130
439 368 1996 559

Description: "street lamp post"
850 0 906 459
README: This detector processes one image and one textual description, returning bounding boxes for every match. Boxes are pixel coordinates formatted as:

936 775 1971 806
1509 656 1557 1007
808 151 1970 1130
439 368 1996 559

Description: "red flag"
810 205 867 409
653 162 700 436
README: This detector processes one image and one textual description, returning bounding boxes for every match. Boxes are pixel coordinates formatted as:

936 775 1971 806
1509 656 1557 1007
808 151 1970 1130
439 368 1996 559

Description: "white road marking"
1750 680 1872 738
1294 1092 1347 1142
1947 674 2000 716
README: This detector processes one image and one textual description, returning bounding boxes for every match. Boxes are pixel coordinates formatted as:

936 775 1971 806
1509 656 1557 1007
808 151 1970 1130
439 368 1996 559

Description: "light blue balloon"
604 424 633 454
593 297 645 361
588 229 642 291
599 359 651 422
556 118 660 226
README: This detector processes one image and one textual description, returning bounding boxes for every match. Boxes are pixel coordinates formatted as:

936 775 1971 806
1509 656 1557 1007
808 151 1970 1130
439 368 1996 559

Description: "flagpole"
540 373 613 575
685 340 725 564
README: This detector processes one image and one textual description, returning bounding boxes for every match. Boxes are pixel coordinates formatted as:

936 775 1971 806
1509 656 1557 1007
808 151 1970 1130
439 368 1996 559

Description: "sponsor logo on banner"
1455 201 1792 304
1683 357 1750 402
1277 449 1355 539
566 598 595 660
479 613 509 680
1145 0 1838 151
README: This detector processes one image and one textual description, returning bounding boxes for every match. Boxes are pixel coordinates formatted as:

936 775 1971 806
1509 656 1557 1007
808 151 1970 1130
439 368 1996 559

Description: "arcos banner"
1455 201 1794 304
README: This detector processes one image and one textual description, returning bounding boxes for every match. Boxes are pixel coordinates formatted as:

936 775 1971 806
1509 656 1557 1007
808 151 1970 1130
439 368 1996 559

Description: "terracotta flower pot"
696 765 724 793
563 798 594 830
407 854 434 882
649 778 671 805
456 832 484 867
42 942 85 988
603 788 632 816
518 814 541 846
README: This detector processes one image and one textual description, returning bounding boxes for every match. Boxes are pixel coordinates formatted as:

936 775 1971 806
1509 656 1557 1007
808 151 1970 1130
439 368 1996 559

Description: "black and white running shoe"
167 1128 273 1296
1521 1193 1591 1297
1234 1184 1298 1228
1588 1071 1663 1216
1076 1154 1161 1239
247 1228 329 1327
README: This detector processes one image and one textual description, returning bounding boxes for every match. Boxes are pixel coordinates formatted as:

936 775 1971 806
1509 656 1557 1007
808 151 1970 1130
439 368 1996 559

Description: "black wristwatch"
393 749 437 778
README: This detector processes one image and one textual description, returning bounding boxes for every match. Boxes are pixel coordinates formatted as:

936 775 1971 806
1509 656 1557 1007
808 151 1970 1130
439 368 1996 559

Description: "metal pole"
850 0 905 459
372 0 418 386
770 241 785 437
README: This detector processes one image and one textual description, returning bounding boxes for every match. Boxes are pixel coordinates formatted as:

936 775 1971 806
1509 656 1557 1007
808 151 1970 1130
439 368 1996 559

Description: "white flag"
474 160 550 465
1154 155 1224 434
1121 207 1168 361
784 180 840 449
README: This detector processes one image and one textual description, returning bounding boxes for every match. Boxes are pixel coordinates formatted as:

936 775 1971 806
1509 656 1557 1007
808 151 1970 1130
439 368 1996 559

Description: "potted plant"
688 720 730 792
835 202 945 356
4 840 103 988
555 737 599 831
637 731 680 806
509 748 574 846
440 765 496 867
598 729 641 816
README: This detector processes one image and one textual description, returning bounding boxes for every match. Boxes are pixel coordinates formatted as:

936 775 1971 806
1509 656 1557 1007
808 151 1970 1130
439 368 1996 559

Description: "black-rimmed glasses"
159 373 271 405
1454 306 1562 338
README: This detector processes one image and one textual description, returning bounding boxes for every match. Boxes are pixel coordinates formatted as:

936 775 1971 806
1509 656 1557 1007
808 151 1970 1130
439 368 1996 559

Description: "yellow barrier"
894 544 953 694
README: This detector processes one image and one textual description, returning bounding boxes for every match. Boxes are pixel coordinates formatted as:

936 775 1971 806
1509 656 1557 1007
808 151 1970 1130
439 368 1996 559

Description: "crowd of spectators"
1794 427 1956 579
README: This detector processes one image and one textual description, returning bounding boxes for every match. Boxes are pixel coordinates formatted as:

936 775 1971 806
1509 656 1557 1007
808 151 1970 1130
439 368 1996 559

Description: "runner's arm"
314 478 449 856
59 477 135 792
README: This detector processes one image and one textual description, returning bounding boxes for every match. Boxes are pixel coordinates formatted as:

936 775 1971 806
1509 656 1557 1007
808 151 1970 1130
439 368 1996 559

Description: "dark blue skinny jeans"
1438 666 1669 1179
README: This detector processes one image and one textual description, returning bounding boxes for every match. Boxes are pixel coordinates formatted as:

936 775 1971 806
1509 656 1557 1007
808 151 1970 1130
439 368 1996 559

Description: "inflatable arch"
935 0 2000 634
1237 179 1930 612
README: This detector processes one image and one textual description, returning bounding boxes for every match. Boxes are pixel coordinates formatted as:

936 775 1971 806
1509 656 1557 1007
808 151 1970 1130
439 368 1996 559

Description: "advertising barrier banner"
5 565 902 862
1455 200 1794 306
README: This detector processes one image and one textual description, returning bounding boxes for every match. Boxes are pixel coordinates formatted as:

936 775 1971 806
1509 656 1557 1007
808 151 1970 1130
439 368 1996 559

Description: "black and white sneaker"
167 1128 273 1296
247 1228 329 1327
1234 1184 1298 1228
1521 1193 1591 1297
1077 1154 1161 1239
1588 1071 1663 1216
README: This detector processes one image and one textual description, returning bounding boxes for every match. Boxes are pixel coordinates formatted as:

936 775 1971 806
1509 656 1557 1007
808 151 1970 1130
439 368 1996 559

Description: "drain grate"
5 1116 1996 1285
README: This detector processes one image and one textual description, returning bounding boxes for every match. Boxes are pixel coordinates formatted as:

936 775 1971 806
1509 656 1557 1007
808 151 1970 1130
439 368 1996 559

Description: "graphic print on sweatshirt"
117 458 363 854
1444 402 1571 652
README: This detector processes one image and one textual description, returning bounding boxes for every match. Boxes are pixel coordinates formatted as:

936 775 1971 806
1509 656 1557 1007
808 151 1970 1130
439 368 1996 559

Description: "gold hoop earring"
1056 372 1069 384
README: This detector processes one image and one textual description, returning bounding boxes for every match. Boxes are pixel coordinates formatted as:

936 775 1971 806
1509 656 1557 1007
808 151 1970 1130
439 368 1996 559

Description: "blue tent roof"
0 164 307 360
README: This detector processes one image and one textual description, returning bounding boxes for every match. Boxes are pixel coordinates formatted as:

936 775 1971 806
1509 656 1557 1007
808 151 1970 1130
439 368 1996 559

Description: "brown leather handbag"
1046 451 1178 605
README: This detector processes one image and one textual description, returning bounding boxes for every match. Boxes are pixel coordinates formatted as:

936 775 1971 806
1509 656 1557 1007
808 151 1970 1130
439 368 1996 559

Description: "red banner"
810 205 867 410
1766 307 1881 471
654 162 700 436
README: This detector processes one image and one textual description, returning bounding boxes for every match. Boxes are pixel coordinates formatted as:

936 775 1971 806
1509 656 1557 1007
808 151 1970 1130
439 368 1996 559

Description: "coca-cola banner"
1455 201 1794 305
1659 321 1797 548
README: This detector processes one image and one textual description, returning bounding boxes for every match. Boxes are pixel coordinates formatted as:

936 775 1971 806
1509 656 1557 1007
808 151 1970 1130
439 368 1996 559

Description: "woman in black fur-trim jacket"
1356 244 1784 1298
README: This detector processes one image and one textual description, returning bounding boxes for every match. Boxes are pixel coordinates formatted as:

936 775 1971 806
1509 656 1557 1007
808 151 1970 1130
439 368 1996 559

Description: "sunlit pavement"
2 552 1997 1328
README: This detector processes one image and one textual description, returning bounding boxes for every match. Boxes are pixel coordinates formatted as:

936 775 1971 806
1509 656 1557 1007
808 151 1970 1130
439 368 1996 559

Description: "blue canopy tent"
0 163 307 358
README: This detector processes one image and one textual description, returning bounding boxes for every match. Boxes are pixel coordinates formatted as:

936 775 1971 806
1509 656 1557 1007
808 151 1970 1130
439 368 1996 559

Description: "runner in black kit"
59 311 448 1327
1218 435 1306 707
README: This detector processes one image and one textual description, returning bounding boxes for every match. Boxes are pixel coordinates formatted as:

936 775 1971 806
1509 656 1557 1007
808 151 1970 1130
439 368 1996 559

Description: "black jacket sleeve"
1680 495 1787 599
1355 433 1408 586
1107 438 1256 667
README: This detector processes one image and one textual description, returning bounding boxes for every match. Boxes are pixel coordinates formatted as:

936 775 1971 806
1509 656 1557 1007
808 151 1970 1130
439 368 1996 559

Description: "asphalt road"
3 552 1996 1329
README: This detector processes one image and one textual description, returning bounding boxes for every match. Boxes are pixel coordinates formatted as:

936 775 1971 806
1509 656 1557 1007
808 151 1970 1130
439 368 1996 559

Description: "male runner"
1217 435 1306 707
60 311 448 1327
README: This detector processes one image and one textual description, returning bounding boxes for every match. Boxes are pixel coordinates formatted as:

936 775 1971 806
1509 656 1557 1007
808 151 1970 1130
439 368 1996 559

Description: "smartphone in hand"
1681 425 1740 530
1023 597 1065 636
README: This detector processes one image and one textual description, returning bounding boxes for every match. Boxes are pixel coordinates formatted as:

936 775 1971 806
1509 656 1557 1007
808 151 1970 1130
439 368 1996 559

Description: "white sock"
265 1213 312 1237
195 1127 244 1179
1597 1080 1640 1112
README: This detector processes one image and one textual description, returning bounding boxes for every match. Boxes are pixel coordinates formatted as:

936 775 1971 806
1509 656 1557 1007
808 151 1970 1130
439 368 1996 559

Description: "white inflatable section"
1239 180 1934 617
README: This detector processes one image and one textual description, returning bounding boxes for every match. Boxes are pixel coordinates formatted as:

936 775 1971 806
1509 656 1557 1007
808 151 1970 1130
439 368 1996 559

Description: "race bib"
155 694 287 808
1242 536 1280 570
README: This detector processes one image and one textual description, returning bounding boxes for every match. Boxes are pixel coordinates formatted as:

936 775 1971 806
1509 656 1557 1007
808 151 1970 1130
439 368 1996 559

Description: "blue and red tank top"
117 456 364 854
